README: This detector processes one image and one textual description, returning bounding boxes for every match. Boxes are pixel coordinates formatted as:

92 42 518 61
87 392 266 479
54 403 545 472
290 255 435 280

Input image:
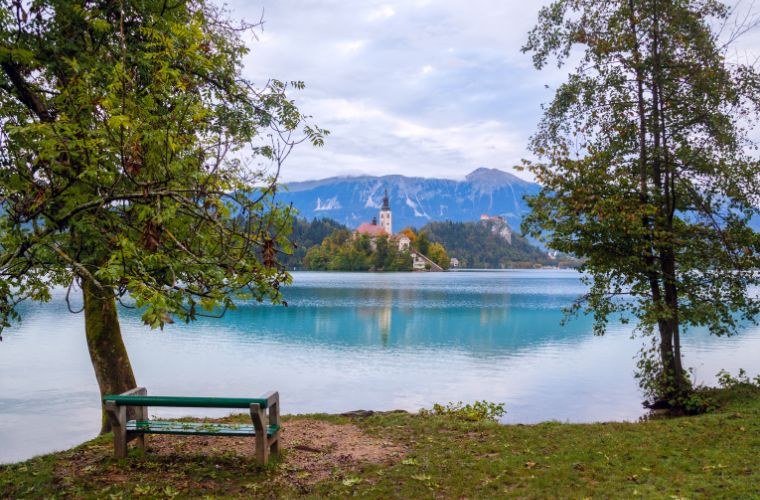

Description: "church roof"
355 223 388 237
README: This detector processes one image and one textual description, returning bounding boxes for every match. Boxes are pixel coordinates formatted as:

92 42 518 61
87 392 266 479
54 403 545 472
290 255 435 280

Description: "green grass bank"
1 386 758 498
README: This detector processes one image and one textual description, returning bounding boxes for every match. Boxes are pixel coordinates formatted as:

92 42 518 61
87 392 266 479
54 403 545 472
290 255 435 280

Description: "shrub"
420 401 506 422
716 368 760 389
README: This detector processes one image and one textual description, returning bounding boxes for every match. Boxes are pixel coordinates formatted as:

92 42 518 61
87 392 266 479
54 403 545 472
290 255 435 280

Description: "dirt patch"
147 418 405 484
280 418 405 486
54 417 406 491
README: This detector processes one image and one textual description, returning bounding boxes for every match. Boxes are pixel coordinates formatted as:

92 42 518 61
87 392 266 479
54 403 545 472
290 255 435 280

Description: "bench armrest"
260 391 279 408
260 391 280 427
113 387 147 421
120 387 147 397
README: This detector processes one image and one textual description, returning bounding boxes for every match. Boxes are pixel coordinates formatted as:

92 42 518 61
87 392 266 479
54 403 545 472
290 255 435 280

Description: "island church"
354 190 442 271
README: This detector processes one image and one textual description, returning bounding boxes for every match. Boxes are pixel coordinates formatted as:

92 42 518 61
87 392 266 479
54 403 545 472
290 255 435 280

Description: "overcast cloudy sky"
227 1 759 183
225 0 561 182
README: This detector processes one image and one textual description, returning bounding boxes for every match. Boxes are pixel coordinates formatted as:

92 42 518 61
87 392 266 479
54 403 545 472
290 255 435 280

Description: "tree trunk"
656 321 688 401
660 250 688 397
82 277 137 434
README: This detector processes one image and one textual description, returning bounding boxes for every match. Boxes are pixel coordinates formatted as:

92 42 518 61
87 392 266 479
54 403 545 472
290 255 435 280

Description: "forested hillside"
282 218 349 269
421 220 562 269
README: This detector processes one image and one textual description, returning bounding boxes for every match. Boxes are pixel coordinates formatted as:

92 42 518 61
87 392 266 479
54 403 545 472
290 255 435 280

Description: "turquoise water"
1 270 759 463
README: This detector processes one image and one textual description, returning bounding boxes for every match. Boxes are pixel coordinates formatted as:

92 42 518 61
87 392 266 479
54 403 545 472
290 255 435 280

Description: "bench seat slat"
126 420 280 437
103 395 269 409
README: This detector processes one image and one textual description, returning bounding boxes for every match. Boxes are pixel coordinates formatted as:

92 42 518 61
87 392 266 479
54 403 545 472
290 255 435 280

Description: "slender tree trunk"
650 0 689 401
82 277 137 434
661 251 687 392
628 0 689 405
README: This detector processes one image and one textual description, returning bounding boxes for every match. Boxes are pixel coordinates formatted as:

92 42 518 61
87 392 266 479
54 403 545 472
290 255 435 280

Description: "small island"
304 190 449 271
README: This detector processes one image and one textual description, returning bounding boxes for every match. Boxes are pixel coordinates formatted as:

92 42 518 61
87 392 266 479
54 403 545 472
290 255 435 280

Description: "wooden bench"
103 387 280 465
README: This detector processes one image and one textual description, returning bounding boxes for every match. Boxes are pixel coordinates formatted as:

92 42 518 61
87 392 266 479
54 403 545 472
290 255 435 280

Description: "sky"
227 0 561 182
228 0 760 183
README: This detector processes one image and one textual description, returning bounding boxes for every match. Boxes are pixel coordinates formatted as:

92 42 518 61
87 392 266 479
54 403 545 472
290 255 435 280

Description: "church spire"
379 189 392 235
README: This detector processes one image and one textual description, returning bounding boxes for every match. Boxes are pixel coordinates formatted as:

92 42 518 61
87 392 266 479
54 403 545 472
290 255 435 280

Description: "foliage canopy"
0 0 324 330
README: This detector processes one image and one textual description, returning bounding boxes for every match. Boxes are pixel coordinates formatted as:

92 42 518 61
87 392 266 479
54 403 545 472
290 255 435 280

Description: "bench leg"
105 401 127 459
120 387 147 450
267 393 281 456
250 403 269 465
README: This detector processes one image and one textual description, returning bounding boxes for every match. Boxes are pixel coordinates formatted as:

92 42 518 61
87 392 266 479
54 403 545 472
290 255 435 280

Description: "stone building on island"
354 189 443 271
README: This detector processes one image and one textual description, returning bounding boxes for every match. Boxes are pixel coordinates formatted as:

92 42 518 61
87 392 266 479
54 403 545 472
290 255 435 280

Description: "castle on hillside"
354 189 442 271
480 213 512 244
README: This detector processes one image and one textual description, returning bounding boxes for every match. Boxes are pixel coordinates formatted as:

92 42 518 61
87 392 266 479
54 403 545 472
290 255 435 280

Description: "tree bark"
660 251 687 394
82 277 137 434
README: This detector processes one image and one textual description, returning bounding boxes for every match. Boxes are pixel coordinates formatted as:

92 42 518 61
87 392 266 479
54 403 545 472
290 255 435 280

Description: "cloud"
223 0 760 184
270 97 526 181
368 5 395 21
229 0 559 182
336 39 368 55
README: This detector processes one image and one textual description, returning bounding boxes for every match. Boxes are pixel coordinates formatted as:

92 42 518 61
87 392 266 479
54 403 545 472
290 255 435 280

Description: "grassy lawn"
1 386 758 498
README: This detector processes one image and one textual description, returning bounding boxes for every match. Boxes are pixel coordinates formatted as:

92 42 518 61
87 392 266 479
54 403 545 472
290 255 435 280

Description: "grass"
2 386 759 498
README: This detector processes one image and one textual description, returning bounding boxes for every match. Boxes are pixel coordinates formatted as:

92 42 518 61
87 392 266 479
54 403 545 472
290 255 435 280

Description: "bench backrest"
102 395 269 409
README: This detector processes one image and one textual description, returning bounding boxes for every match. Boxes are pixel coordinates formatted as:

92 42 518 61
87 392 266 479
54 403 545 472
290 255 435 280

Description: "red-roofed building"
355 218 388 238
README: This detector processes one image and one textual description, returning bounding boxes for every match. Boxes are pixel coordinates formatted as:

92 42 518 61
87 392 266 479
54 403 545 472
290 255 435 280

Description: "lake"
1 270 758 463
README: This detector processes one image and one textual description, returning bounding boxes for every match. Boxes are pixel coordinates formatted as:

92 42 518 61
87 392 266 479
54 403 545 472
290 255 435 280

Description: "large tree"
0 0 324 431
523 0 760 408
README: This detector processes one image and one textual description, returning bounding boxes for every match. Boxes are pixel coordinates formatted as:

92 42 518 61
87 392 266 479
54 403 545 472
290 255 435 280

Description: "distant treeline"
281 217 572 270
280 217 347 269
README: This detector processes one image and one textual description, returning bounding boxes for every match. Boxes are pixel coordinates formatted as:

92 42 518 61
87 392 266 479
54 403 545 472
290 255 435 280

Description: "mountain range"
277 167 760 235
277 167 539 232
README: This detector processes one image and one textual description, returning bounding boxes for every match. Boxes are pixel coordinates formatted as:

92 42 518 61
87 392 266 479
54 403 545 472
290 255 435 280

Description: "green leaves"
420 401 507 422
0 0 322 333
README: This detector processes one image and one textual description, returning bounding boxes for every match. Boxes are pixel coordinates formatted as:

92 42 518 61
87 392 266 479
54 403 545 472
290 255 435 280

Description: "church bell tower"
379 189 392 235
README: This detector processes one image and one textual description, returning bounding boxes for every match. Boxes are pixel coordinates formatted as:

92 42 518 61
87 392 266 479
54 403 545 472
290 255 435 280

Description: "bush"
717 368 760 389
420 401 506 422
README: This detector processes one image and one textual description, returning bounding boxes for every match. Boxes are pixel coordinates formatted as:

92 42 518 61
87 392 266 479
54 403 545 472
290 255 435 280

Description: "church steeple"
379 189 392 235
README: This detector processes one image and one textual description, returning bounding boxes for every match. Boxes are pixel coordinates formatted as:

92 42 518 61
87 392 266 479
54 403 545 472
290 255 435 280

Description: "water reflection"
125 290 595 358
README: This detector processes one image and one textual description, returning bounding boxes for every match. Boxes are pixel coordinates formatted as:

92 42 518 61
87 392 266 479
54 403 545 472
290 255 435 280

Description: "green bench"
103 387 281 465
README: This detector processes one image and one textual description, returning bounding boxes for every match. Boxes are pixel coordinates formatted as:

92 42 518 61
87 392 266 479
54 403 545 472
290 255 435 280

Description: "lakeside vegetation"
305 230 415 271
1 384 758 498
283 217 563 270
281 218 349 270
301 225 449 272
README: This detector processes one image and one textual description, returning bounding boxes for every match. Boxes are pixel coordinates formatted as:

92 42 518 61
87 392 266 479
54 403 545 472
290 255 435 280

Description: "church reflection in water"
356 287 393 346
190 272 601 357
